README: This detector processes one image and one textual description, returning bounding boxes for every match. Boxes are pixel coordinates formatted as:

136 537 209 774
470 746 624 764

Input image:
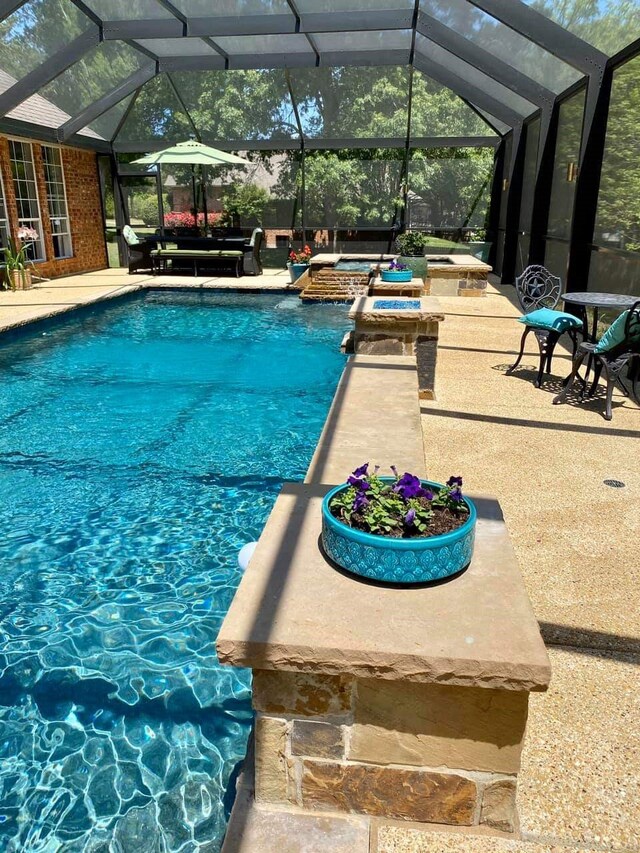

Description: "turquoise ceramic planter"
381 269 413 282
321 479 476 584
290 262 310 282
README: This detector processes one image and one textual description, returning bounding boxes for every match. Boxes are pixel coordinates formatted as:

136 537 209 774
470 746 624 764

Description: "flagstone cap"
349 295 445 322
217 483 551 693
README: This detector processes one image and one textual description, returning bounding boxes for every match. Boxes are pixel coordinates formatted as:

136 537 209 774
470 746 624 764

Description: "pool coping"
0 280 297 338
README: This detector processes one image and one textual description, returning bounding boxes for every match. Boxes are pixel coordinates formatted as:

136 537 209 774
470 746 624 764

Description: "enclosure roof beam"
285 0 321 66
158 49 410 72
187 10 412 37
112 135 499 154
465 0 607 73
0 114 111 151
67 0 103 27
57 64 157 141
0 27 102 118
154 0 188 32
299 10 414 32
413 53 520 128
103 19 184 39
462 98 507 136
417 12 555 110
0 0 27 21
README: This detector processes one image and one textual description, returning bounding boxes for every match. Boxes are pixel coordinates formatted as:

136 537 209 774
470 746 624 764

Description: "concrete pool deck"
1 269 637 853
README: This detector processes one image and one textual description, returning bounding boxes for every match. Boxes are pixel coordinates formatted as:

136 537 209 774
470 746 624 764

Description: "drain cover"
603 479 625 488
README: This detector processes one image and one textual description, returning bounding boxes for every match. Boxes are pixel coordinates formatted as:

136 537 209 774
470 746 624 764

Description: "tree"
221 183 270 226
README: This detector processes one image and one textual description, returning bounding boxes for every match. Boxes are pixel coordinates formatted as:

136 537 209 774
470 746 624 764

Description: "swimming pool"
0 291 348 851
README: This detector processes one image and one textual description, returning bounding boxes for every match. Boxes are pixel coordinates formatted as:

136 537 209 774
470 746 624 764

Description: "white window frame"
0 167 8 253
42 145 73 260
8 139 45 262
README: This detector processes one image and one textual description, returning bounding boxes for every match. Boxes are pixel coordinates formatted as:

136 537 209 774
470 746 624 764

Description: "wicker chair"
123 225 156 274
553 301 640 420
243 228 264 275
506 265 582 387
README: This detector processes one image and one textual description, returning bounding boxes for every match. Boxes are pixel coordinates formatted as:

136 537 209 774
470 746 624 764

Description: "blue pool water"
0 291 348 852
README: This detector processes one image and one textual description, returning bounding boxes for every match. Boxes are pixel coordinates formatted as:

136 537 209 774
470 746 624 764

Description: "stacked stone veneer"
350 297 444 399
424 264 489 298
253 670 526 834
0 135 107 280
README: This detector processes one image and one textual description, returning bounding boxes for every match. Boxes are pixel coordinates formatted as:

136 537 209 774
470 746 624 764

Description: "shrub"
395 231 427 256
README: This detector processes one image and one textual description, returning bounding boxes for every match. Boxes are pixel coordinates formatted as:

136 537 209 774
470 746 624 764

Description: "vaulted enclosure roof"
1 0 639 150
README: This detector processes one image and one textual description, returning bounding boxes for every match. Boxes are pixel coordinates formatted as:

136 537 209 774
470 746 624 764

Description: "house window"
0 169 8 252
9 140 45 261
42 146 73 259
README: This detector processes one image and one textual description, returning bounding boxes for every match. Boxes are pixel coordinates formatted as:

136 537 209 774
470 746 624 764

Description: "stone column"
252 669 527 833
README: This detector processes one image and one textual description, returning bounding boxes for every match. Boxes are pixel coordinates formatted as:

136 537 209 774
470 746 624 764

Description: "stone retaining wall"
253 670 524 833
424 267 489 298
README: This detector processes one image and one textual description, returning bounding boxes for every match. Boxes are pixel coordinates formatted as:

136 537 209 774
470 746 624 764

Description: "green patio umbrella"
132 140 250 232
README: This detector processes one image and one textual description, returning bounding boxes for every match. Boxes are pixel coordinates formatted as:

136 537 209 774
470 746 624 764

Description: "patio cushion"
518 307 581 332
152 249 242 258
594 309 639 352
123 225 141 246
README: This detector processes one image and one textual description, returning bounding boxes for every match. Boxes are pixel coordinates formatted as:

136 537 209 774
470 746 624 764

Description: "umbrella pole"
202 165 209 234
191 167 197 229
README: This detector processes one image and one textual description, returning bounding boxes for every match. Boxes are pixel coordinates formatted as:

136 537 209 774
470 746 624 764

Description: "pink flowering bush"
163 211 222 229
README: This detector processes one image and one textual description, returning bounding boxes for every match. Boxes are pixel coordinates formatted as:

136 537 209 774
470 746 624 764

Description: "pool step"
300 269 370 303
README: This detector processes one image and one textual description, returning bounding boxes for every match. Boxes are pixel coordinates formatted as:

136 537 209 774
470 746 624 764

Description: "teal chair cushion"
595 310 631 353
518 307 582 332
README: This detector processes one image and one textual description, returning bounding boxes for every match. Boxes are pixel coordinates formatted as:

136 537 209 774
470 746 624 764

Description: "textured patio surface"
413 282 639 853
0 266 295 333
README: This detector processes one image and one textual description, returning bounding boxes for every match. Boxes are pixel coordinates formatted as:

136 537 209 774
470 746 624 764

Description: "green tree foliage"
221 182 270 226
595 55 640 251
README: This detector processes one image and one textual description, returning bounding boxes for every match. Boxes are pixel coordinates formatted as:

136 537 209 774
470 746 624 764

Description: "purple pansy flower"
450 487 463 503
447 476 463 487
405 508 416 526
393 473 424 499
348 475 371 491
353 491 369 513
352 463 369 478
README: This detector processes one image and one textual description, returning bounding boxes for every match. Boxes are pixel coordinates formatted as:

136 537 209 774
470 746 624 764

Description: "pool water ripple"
0 291 348 851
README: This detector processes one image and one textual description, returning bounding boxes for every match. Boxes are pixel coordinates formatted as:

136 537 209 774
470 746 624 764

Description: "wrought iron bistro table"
561 291 639 343
561 291 639 399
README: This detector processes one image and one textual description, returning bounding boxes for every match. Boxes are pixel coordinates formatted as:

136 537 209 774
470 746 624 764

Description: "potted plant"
288 245 312 283
381 259 413 282
2 227 39 290
322 464 476 584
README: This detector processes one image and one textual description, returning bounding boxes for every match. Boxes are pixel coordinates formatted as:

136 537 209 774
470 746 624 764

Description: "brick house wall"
0 135 107 279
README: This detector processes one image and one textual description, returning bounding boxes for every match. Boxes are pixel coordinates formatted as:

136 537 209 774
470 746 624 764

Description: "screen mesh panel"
0 0 87 82
288 66 411 140
39 41 146 117
420 0 580 93
171 70 299 142
520 0 640 55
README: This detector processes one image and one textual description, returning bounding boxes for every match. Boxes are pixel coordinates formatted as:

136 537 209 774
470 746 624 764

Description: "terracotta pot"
11 269 32 291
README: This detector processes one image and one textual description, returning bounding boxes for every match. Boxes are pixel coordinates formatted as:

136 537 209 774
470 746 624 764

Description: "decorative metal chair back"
612 300 640 357
515 265 562 314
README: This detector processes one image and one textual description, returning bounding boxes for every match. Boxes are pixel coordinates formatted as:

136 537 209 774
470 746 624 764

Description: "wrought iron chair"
507 265 582 388
553 301 640 421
